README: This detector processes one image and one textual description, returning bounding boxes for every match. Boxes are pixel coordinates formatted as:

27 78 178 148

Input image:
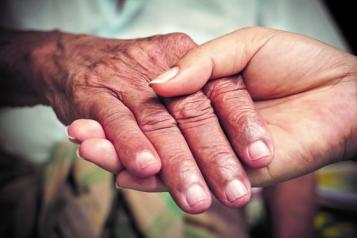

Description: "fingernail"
225 180 248 202
65 126 76 141
136 151 159 169
248 140 271 160
76 148 84 160
186 185 207 207
149 67 179 85
115 183 121 190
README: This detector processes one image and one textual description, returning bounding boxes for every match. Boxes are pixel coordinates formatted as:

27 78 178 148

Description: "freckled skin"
1 29 272 213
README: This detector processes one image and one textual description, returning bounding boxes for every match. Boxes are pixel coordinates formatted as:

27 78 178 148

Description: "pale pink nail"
149 67 179 85
115 183 122 190
248 140 271 160
76 148 84 160
186 185 207 207
65 126 75 141
136 151 159 169
225 180 248 202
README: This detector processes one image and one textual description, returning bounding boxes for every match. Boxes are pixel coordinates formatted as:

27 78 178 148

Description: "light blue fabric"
0 0 145 35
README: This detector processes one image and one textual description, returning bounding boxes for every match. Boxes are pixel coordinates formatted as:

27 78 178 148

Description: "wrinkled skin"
70 27 357 190
34 32 274 213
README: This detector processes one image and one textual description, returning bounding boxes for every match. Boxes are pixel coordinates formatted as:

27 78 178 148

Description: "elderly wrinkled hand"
32 32 274 213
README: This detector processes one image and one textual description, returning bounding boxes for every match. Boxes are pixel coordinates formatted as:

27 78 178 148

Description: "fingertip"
76 147 84 160
150 59 211 97
169 182 212 214
223 179 252 207
181 185 212 214
116 172 167 192
150 75 208 98
130 151 162 178
242 140 274 169
65 126 78 143
183 198 212 214
68 119 105 142
226 192 251 208
149 83 183 97
78 138 122 173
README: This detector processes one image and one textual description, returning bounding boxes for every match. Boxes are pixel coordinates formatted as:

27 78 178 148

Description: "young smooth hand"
150 27 357 186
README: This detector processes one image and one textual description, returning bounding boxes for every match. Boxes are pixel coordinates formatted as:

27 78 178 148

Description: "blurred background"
0 0 356 238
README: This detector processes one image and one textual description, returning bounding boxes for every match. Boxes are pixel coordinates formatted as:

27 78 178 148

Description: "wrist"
29 30 69 106
0 29 67 106
30 31 101 108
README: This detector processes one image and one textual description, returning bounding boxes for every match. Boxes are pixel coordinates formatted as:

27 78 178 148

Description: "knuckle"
101 110 128 130
150 32 197 63
204 77 246 101
229 111 265 142
162 150 194 172
169 92 214 123
137 108 177 132
204 77 266 142
100 110 122 128
229 108 257 129
96 105 134 135
202 150 246 182
196 148 240 181
168 159 201 191
204 149 238 170
157 32 195 48
167 32 192 41
166 32 196 48
215 161 240 179
176 159 197 175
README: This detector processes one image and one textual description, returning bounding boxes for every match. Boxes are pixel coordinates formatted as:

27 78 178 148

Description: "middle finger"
123 91 211 214
166 91 251 207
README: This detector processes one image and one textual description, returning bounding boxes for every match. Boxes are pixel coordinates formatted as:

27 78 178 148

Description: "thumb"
149 27 278 97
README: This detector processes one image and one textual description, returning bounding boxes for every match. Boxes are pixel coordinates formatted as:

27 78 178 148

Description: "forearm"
0 28 60 107
263 174 316 238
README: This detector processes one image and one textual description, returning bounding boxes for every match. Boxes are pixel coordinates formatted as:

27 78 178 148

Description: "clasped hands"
37 27 357 214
